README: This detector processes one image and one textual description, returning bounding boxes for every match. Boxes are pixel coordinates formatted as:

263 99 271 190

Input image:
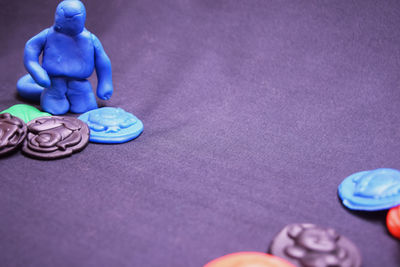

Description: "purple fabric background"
0 0 399 266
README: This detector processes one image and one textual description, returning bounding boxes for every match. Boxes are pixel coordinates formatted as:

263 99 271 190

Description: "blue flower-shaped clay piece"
338 168 400 211
78 107 143 144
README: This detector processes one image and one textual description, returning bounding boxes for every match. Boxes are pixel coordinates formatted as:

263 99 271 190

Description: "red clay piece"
204 252 295 267
387 205 400 239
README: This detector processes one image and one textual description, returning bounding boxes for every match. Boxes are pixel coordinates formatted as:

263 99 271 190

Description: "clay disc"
0 113 27 156
269 223 362 267
204 252 295 267
22 116 89 160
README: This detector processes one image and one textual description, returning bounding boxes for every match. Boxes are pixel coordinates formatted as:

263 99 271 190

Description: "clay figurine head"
54 0 86 36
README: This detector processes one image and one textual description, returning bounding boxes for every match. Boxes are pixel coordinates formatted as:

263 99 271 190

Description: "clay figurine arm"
92 34 113 100
24 29 51 88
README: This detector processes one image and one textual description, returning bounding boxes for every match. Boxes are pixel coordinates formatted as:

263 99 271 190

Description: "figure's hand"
30 65 51 88
24 29 51 88
92 34 113 100
97 82 113 100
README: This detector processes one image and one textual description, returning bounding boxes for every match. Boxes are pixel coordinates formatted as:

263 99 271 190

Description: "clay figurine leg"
16 74 44 102
67 79 98 114
41 77 70 115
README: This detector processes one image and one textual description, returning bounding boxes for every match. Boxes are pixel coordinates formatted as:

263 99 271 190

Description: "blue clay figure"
78 107 143 144
338 168 400 211
17 0 113 115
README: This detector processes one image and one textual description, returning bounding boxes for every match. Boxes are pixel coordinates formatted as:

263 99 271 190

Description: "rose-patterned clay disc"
269 223 361 267
0 113 27 156
22 116 89 159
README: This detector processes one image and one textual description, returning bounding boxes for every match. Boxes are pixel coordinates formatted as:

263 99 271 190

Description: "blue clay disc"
78 107 143 144
338 168 400 211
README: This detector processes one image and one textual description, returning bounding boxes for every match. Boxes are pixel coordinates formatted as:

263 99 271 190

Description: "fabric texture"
0 0 399 266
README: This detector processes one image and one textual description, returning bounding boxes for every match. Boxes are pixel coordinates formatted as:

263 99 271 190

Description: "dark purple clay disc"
0 113 27 156
269 223 362 267
22 116 89 160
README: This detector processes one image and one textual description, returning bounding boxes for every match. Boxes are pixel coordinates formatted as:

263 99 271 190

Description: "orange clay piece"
387 205 400 239
204 252 295 267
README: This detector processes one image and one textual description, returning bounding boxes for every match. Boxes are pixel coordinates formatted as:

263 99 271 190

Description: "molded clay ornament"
0 104 51 123
338 168 400 211
22 116 89 159
0 113 27 156
387 205 400 239
269 223 361 267
78 107 143 143
204 252 295 267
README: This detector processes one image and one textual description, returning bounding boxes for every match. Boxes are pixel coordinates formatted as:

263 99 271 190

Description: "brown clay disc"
0 113 27 156
22 116 89 160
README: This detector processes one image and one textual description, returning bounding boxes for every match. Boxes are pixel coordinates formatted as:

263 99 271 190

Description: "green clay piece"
0 104 51 123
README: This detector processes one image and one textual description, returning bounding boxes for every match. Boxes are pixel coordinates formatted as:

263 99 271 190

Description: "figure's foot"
40 77 70 115
16 74 44 102
67 79 98 114
68 100 98 114
41 90 70 115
